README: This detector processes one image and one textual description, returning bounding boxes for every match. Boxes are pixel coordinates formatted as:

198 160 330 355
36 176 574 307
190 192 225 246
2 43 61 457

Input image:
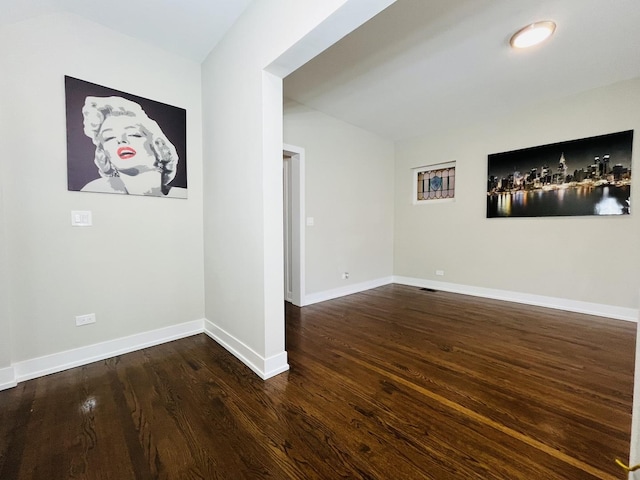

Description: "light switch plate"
71 210 92 226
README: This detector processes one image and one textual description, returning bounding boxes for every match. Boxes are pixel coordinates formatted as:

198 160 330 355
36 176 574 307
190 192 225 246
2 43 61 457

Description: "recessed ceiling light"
510 21 556 49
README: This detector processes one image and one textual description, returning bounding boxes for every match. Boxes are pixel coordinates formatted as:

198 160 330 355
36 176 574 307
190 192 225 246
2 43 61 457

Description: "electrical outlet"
76 313 96 326
435 270 445 276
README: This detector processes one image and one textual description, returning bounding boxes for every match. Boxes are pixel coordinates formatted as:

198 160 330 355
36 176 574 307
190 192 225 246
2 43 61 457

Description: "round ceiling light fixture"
510 21 556 49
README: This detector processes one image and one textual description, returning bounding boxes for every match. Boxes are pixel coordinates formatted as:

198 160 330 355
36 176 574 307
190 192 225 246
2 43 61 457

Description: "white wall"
283 100 394 297
0 182 10 372
0 14 204 367
394 77 640 315
201 0 395 378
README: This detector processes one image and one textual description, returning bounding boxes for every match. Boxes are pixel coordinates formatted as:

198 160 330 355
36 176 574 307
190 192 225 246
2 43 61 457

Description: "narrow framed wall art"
487 131 632 217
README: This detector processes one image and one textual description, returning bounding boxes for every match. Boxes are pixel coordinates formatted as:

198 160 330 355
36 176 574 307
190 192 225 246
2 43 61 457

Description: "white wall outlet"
306 217 315 226
76 313 96 326
342 272 350 279
435 270 445 276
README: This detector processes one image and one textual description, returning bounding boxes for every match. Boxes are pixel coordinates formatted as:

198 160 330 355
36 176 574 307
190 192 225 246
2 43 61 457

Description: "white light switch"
306 217 315 226
71 210 92 227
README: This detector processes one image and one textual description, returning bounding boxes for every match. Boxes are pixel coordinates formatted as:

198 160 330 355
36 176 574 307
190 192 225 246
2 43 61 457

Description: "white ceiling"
284 0 640 141
3 0 640 142
0 0 253 62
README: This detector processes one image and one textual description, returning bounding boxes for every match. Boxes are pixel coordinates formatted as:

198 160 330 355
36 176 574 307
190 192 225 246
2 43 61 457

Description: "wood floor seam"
343 351 619 480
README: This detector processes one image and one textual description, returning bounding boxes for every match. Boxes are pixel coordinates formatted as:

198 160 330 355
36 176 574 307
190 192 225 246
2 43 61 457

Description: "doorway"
282 144 305 307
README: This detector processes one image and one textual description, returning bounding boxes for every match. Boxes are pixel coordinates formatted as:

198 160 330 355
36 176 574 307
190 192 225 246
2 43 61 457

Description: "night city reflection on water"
488 185 630 217
486 130 633 218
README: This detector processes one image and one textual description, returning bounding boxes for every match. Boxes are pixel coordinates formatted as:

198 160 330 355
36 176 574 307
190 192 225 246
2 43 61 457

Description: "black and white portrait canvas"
65 76 187 198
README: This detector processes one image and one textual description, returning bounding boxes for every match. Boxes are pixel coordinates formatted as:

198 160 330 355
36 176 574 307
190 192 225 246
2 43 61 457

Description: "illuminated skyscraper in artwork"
557 152 568 183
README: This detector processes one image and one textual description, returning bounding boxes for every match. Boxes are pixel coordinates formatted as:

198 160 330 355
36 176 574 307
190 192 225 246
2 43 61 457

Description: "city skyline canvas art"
487 130 633 218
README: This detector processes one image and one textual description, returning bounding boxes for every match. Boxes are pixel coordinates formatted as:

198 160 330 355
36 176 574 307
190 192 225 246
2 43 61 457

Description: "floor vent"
419 288 437 293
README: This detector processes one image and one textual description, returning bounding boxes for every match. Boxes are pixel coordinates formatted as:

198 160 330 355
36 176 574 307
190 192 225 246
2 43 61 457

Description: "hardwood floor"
0 285 635 479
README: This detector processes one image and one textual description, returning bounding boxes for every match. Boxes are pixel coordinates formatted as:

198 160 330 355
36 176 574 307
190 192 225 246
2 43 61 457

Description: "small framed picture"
412 161 456 205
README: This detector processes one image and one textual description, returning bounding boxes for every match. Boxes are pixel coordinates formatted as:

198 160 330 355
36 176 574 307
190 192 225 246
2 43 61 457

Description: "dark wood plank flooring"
0 285 635 479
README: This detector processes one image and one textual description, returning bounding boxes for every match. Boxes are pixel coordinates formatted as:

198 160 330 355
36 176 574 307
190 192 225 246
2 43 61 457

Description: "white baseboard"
3 317 290 391
203 319 289 379
0 366 17 391
393 276 638 322
12 319 205 385
303 276 394 306
3 276 632 393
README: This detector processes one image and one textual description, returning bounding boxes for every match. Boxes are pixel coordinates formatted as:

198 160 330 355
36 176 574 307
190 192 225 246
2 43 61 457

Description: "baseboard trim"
3 276 633 392
393 276 638 322
303 276 394 306
0 366 17 391
264 351 290 379
203 319 289 379
12 319 205 384
4 317 290 391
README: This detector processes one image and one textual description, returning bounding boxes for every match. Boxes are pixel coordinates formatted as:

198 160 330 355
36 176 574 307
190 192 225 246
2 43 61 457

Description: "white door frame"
283 143 305 307
283 154 294 303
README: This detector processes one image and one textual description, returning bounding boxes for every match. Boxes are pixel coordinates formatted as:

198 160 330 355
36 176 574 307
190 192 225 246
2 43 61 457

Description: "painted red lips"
117 146 137 160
